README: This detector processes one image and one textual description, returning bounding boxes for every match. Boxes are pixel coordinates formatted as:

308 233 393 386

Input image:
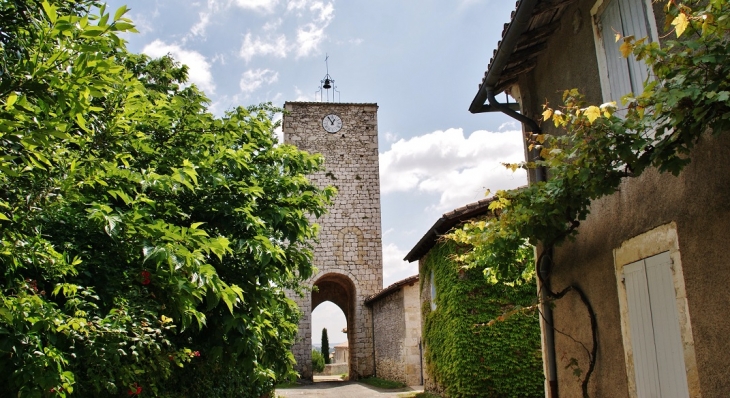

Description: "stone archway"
312 273 356 378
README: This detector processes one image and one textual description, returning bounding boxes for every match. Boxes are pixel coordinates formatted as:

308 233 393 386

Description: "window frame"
590 0 660 103
613 222 700 398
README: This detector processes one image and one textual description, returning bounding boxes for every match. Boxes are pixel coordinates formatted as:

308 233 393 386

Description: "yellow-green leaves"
672 12 689 37
584 106 601 124
41 1 58 24
620 35 635 58
542 108 553 121
5 93 17 110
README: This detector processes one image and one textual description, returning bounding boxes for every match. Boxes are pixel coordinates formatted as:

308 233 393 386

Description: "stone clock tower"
283 101 383 380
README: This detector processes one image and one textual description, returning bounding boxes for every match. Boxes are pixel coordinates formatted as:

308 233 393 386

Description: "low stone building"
365 275 423 386
333 341 348 364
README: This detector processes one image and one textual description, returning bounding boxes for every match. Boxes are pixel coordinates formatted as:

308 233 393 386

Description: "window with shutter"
623 252 689 398
592 0 658 103
613 223 700 398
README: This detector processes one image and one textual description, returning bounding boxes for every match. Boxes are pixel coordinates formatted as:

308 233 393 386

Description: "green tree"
321 328 330 365
0 1 334 396
312 349 325 373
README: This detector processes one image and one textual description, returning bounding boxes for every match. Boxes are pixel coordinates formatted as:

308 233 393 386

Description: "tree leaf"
584 106 601 123
672 13 689 37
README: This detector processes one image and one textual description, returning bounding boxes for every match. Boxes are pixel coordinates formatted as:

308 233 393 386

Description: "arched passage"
312 273 356 378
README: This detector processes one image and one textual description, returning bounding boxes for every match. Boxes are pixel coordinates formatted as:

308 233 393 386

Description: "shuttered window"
623 251 689 398
597 0 654 101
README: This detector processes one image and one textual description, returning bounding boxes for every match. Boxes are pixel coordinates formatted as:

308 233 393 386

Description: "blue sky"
103 0 527 344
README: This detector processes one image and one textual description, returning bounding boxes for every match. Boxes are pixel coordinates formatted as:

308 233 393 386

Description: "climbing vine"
448 1 730 396
421 241 542 398
451 0 730 279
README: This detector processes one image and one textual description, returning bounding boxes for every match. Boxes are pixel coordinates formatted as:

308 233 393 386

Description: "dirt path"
276 380 423 398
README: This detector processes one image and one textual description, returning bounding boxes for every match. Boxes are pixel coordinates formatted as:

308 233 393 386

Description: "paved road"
276 380 423 398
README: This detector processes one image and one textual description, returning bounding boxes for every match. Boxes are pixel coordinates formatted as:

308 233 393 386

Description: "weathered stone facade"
283 102 383 381
373 288 406 382
367 275 423 386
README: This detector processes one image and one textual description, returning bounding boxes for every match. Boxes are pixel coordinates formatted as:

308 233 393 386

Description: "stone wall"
370 279 423 386
283 102 383 381
402 283 423 386
373 288 406 383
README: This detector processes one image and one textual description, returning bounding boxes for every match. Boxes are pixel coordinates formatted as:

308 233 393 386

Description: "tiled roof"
403 197 497 263
470 0 576 113
364 274 419 305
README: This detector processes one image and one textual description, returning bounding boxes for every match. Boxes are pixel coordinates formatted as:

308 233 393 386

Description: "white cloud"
379 128 527 212
383 243 417 286
263 18 283 31
190 11 211 37
295 23 326 58
293 86 314 101
239 68 279 93
233 0 280 13
127 12 155 35
142 40 216 94
499 121 518 131
239 32 288 62
233 1 334 62
187 0 225 39
310 1 334 22
286 0 310 10
384 132 399 143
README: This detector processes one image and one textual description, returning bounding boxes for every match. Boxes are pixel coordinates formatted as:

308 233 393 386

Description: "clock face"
322 114 343 133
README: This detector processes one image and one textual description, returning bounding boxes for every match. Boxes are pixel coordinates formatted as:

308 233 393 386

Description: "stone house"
365 275 423 386
469 1 730 397
405 198 543 397
334 341 349 364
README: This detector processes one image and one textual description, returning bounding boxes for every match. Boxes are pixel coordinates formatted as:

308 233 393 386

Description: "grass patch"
359 376 407 389
275 380 299 389
397 392 441 398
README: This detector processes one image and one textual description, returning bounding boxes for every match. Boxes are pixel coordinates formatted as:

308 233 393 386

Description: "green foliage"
321 328 330 365
0 1 334 396
311 349 325 373
450 1 730 283
422 241 543 398
358 376 407 389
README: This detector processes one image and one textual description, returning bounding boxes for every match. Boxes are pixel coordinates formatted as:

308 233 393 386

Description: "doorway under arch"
311 273 356 378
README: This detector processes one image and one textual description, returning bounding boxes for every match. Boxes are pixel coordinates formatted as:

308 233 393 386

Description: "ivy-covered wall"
420 241 543 398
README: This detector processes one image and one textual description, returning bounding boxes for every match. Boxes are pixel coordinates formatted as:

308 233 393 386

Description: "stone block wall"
283 102 383 381
373 289 406 383
402 283 423 386
371 281 423 386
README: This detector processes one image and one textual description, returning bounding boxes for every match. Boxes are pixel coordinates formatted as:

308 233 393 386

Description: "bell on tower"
317 54 340 102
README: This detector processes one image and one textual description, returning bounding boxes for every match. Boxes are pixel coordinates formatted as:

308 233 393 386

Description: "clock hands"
328 116 336 125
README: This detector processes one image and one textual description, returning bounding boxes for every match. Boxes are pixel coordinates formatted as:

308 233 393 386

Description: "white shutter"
617 0 652 93
644 253 689 398
599 0 653 100
623 252 689 398
600 0 633 101
624 259 662 398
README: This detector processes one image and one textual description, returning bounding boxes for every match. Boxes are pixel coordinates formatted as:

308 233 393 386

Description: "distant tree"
312 349 325 373
321 328 331 364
